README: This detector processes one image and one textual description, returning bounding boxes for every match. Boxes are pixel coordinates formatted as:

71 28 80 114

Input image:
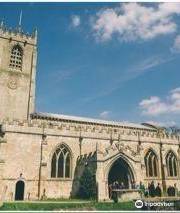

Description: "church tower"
0 21 37 121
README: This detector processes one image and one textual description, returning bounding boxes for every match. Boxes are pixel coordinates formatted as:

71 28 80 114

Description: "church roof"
31 112 156 131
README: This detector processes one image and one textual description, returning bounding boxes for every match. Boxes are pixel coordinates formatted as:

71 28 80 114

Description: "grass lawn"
0 201 136 211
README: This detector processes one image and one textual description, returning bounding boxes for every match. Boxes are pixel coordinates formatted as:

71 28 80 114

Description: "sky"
1 2 180 127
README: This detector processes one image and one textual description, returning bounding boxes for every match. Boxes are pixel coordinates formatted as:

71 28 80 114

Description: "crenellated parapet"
0 21 37 45
77 152 97 165
0 116 179 145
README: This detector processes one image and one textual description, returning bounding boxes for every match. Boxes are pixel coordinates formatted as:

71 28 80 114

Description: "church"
0 21 179 202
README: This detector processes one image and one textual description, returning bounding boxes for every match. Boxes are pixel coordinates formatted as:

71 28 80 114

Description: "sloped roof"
31 112 156 131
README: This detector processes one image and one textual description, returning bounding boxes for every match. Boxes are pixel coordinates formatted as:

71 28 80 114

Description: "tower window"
9 45 23 70
51 144 72 178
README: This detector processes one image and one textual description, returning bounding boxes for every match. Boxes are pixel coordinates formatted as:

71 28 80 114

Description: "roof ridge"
31 112 156 130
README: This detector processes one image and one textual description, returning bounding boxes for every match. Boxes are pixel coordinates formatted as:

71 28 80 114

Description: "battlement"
0 117 179 143
78 151 96 164
0 21 37 45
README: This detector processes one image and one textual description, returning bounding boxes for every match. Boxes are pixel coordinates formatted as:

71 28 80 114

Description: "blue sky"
1 2 180 127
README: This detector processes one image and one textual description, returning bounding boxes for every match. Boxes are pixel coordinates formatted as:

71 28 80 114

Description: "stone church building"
0 23 179 201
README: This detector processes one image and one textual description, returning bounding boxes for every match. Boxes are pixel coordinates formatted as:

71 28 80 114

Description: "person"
41 188 47 200
167 186 170 196
171 185 176 196
120 182 125 189
155 183 162 197
174 183 178 197
132 180 136 189
118 182 122 189
112 182 116 190
139 181 145 198
109 184 113 199
144 186 149 197
111 182 118 202
149 181 156 197
115 181 119 189
112 189 118 203
167 185 174 196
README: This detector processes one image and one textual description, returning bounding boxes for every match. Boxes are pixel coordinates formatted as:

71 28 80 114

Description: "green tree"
78 167 96 199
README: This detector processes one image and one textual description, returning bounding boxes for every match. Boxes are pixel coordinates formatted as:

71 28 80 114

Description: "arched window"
9 45 23 70
144 149 158 177
51 144 71 178
166 151 177 177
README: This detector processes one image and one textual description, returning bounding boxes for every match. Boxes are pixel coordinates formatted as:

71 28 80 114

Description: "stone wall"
0 118 179 201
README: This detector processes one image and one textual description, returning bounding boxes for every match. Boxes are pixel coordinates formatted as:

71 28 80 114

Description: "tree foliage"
164 126 180 135
78 167 97 199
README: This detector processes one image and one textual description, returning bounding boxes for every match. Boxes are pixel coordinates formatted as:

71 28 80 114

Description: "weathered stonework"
0 23 179 202
0 24 37 120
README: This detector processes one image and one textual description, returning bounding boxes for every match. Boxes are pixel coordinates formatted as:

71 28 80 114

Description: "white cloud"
71 15 81 27
99 111 111 119
140 96 168 116
92 3 180 42
171 35 180 53
139 87 180 116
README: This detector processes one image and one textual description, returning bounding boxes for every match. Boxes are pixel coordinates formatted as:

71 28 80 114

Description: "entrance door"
15 180 25 200
108 157 134 188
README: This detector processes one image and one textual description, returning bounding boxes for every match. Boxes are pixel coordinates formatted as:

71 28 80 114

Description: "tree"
78 166 96 199
164 126 180 135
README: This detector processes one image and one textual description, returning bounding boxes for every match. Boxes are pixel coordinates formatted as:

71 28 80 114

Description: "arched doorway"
15 180 25 200
108 157 134 189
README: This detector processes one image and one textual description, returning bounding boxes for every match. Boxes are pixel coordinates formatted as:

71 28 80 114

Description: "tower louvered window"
9 45 23 70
